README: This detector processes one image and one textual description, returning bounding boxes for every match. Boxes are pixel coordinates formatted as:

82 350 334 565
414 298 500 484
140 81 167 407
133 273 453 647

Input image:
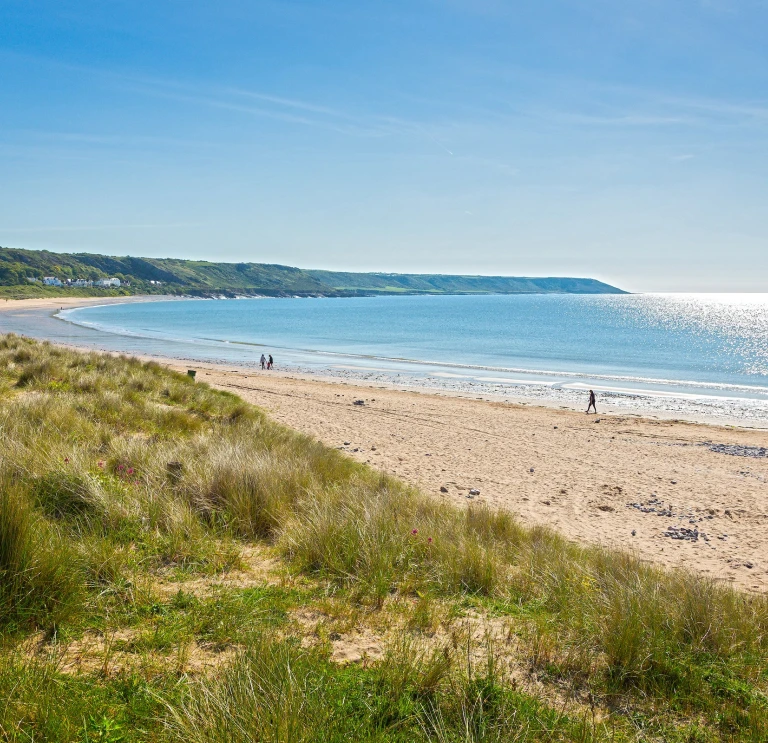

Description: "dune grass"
165 634 607 743
0 333 766 741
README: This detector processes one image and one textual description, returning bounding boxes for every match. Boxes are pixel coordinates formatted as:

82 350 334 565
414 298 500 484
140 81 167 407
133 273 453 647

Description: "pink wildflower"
118 464 125 471
98 461 104 468
127 467 134 475
64 457 69 464
427 537 433 544
411 529 418 535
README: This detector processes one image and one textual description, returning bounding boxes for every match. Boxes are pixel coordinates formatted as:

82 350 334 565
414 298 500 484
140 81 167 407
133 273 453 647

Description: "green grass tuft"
0 481 81 631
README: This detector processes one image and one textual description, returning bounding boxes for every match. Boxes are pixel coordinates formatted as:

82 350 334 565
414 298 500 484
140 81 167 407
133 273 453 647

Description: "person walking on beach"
268 354 274 370
260 353 266 370
586 389 597 414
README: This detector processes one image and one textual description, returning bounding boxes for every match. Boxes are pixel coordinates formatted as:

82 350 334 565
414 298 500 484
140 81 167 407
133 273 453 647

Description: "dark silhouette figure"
267 354 274 370
586 389 597 414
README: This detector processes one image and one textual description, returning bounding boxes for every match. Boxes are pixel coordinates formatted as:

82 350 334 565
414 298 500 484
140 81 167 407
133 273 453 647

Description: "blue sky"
1 1 767 291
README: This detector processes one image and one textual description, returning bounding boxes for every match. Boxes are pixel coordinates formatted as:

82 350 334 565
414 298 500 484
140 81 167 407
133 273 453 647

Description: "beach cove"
2 295 767 592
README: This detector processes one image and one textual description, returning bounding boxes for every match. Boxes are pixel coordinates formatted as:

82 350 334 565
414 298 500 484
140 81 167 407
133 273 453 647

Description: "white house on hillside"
94 278 121 287
42 277 62 287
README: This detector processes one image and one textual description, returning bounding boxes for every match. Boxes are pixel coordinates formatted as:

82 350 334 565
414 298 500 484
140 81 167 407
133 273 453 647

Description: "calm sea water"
58 294 768 417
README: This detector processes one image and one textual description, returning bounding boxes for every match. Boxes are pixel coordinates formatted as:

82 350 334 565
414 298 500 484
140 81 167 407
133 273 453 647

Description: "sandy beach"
171 363 767 593
0 296 164 311
3 297 768 592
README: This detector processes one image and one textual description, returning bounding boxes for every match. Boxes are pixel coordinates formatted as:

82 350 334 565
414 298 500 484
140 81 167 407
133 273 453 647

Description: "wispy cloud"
226 88 353 118
5 130 222 149
661 95 768 122
5 47 767 178
0 223 206 233
534 111 695 128
119 78 412 139
469 58 768 131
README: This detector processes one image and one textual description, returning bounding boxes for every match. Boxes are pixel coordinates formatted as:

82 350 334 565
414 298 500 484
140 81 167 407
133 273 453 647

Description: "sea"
45 293 768 425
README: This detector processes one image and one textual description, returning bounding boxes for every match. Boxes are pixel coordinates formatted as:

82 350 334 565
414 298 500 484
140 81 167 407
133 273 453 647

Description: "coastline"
1 295 768 591
10 294 768 428
3 294 768 428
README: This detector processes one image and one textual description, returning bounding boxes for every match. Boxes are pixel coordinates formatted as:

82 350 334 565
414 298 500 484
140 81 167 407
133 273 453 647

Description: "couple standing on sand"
260 353 274 370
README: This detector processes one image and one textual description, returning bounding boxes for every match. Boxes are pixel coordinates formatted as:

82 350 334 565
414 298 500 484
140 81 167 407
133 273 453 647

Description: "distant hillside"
308 270 624 295
0 246 626 297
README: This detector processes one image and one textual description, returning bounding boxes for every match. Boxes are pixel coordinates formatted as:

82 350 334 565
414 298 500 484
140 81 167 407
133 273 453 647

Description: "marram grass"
0 333 766 742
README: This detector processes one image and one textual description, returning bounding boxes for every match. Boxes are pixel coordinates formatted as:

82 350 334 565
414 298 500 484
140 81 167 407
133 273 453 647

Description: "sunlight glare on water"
623 294 768 378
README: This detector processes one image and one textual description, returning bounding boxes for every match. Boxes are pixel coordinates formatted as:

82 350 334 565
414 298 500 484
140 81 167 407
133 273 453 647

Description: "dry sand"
3 297 768 592
177 363 768 593
0 296 159 311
